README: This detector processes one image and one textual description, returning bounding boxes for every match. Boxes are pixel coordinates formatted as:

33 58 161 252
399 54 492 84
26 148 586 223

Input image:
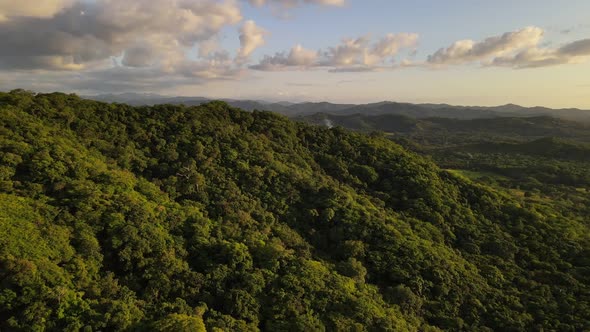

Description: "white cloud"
371 33 419 58
427 27 590 69
490 39 590 69
251 33 418 71
320 36 370 67
237 20 268 61
427 26 544 65
250 44 318 70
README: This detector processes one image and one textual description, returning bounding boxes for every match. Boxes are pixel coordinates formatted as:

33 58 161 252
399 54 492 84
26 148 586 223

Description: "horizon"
4 87 590 111
79 91 589 110
1 1 589 108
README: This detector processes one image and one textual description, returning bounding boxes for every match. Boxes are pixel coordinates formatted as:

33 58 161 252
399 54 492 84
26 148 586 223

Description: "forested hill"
1 90 589 331
298 113 590 144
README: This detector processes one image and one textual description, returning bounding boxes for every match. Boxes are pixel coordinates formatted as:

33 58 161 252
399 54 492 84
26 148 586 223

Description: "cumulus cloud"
0 0 262 93
370 33 419 60
427 26 544 65
247 0 344 8
490 39 590 69
237 20 268 61
251 33 418 72
251 44 318 70
320 36 371 67
0 0 242 71
427 27 590 69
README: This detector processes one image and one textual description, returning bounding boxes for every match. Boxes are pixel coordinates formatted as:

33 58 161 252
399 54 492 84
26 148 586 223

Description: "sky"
1 0 590 108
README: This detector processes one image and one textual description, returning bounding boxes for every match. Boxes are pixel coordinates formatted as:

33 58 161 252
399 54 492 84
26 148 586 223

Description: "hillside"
1 90 590 331
447 137 590 162
433 138 590 192
298 113 590 144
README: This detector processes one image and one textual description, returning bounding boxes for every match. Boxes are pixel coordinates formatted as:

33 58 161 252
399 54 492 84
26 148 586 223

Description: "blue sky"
237 0 590 54
1 0 589 107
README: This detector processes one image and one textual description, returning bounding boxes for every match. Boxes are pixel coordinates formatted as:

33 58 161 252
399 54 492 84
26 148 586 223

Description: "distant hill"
453 137 590 162
84 93 590 122
297 113 590 143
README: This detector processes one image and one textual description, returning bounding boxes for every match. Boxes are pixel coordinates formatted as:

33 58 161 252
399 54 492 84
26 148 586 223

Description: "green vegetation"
1 90 590 331
299 113 590 145
301 112 590 225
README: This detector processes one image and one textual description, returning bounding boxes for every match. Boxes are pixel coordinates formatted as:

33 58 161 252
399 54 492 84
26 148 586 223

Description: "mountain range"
85 93 590 122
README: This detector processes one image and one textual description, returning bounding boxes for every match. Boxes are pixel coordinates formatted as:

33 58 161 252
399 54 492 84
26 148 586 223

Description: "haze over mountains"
86 93 590 122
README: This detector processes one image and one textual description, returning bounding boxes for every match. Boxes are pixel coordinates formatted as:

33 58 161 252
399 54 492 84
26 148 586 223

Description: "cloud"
319 35 371 67
121 43 157 68
427 27 590 69
0 53 245 94
251 33 418 71
427 26 543 65
559 38 590 56
247 0 344 8
0 0 255 93
490 39 590 69
491 47 563 68
370 33 419 59
198 38 221 58
174 51 243 79
0 55 85 71
237 20 268 61
250 44 318 70
0 0 242 71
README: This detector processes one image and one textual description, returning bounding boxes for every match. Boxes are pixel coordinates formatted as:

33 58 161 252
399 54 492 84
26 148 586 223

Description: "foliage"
1 90 589 331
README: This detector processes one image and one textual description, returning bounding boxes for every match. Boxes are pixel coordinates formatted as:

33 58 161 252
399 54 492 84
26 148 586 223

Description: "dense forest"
300 112 590 228
1 90 590 331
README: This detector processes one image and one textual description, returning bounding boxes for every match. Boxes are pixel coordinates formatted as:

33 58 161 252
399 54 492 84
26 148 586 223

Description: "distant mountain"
84 93 210 106
297 113 590 144
84 93 590 122
327 102 590 122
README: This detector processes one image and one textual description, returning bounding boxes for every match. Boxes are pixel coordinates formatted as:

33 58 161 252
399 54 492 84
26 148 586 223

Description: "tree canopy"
1 90 589 331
